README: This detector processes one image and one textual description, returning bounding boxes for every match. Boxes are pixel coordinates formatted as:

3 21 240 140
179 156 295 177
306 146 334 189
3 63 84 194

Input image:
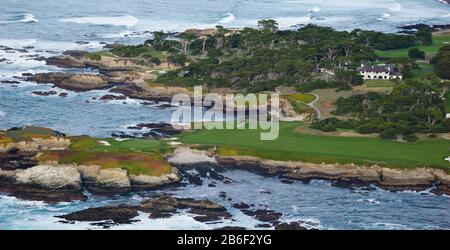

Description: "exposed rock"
9 137 71 152
0 80 20 84
216 155 381 185
59 93 68 97
275 222 308 230
214 226 246 230
99 94 127 101
241 209 282 223
0 149 37 170
168 147 217 166
45 56 86 68
138 194 230 222
14 165 82 191
232 202 250 209
26 72 111 92
59 74 110 91
129 170 180 190
32 91 58 96
215 155 450 193
73 165 131 194
110 84 189 103
62 50 87 59
380 168 436 191
57 205 139 227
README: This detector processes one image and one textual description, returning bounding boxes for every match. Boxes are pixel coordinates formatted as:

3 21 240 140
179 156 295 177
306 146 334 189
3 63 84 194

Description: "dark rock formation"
99 94 127 101
275 221 308 230
0 149 37 171
32 91 58 96
57 205 139 228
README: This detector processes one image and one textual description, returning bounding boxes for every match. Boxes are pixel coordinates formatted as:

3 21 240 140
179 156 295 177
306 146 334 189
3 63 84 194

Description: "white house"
358 64 402 80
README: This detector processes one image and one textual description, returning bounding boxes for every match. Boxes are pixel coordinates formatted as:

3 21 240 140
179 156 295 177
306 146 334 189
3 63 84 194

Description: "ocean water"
0 0 449 229
1 169 449 230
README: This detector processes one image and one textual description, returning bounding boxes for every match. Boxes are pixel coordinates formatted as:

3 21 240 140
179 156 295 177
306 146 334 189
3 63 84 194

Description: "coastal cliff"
168 147 450 195
0 127 180 202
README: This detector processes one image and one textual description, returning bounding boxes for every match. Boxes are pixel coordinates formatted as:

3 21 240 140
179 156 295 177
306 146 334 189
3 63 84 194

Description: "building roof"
358 64 398 74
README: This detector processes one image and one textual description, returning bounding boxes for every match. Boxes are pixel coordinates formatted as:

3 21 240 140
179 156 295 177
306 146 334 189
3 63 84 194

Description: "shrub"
408 48 425 60
402 134 419 143
85 53 101 61
379 129 398 140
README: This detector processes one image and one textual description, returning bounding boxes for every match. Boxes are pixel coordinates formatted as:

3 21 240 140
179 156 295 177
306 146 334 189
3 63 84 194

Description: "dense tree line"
152 23 419 91
322 80 450 140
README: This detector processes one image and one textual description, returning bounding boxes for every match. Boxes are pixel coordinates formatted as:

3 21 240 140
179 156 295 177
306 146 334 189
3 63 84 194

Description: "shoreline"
167 147 450 196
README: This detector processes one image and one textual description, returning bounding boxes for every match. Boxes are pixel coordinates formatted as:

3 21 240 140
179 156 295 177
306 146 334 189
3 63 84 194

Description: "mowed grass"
376 34 450 58
179 122 450 170
39 137 173 176
365 80 397 88
5 126 61 142
285 93 316 103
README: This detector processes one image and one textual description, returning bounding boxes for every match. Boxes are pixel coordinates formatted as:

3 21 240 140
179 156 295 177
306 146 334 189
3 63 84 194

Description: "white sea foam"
61 15 139 27
389 1 402 12
309 7 321 13
219 12 236 24
378 12 392 21
0 14 38 24
275 15 312 28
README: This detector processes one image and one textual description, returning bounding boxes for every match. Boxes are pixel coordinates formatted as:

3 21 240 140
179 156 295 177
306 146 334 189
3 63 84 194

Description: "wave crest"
61 15 138 27
0 14 38 24
218 13 236 24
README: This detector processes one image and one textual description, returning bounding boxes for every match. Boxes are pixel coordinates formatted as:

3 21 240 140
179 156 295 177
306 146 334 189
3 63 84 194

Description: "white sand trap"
98 140 111 146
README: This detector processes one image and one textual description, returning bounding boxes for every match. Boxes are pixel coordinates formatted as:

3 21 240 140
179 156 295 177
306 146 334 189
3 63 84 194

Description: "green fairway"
365 80 397 88
376 34 450 58
179 122 450 170
284 93 316 104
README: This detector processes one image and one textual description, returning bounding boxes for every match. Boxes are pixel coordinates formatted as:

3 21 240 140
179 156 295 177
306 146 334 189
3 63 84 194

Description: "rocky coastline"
167 147 450 196
0 127 181 202
56 193 310 230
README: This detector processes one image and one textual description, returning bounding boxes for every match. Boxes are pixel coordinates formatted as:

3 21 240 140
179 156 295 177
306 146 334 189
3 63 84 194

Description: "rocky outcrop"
25 72 111 92
2 137 71 152
73 165 131 194
215 155 450 194
57 205 139 228
61 74 110 91
109 84 174 103
14 165 81 190
168 147 217 166
45 56 86 68
57 194 232 228
275 222 308 230
129 169 180 190
379 168 435 191
0 149 37 170
0 165 85 202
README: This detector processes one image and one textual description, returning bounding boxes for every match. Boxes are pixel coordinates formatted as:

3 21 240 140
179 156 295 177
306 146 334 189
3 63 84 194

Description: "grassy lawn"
365 80 397 88
289 100 315 114
179 122 450 170
38 136 173 176
375 34 450 58
284 93 316 103
140 46 167 61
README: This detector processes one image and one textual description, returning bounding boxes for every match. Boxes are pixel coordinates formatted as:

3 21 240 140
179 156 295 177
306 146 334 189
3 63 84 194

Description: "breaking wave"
61 15 139 27
218 12 236 24
0 14 38 24
389 1 402 12
309 7 321 13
